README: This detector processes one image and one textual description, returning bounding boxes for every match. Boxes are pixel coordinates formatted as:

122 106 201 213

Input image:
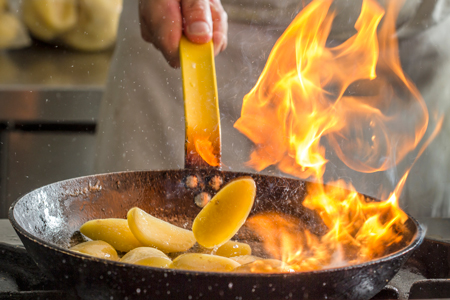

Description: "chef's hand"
139 0 228 68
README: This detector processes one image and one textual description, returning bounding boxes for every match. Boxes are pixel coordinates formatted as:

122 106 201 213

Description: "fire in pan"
9 169 423 300
9 0 442 299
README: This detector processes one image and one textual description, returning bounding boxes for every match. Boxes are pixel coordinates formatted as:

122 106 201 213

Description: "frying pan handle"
180 36 222 170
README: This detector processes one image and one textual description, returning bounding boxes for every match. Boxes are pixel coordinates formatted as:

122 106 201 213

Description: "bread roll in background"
61 0 122 51
22 0 122 51
0 0 8 11
0 0 31 49
22 0 76 41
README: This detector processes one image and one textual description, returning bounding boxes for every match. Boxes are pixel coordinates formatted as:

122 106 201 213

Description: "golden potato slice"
214 240 252 257
120 247 171 268
69 240 118 261
233 259 289 273
192 177 256 248
120 247 169 263
127 207 196 253
170 253 240 272
134 257 172 268
80 218 143 252
229 255 261 265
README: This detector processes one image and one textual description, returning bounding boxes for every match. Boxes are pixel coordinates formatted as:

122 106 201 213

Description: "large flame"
235 0 436 271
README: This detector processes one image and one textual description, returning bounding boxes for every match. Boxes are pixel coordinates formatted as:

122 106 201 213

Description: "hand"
139 0 228 68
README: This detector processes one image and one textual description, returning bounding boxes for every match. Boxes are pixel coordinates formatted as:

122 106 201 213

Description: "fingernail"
187 21 210 36
214 40 223 55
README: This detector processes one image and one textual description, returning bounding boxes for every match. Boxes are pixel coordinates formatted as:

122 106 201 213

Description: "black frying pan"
9 168 424 300
8 38 424 299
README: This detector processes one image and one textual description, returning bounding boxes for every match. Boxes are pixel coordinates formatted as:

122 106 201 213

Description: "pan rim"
8 169 425 278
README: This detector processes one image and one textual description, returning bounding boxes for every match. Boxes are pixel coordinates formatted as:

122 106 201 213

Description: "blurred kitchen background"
0 0 122 217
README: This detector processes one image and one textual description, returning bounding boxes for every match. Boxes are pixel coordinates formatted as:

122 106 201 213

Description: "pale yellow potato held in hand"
233 259 289 273
120 247 171 268
214 240 252 257
61 0 122 51
230 255 261 265
170 253 240 272
69 240 118 261
22 0 77 41
127 207 196 253
193 177 256 249
80 218 143 252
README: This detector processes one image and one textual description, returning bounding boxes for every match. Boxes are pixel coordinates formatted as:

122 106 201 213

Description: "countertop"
0 42 113 218
0 219 23 247
0 41 113 122
0 41 113 90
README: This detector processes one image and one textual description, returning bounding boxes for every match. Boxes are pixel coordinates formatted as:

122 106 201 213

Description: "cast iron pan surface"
9 170 424 300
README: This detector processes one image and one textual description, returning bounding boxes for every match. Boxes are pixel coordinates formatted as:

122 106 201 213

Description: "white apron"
95 0 450 217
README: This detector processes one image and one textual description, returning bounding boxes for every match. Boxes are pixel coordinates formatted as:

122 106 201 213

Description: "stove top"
1 219 449 300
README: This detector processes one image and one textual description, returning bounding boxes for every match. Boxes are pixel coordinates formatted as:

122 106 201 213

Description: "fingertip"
221 38 227 51
213 42 221 56
163 47 181 69
185 21 212 44
166 53 181 69
169 60 181 69
182 0 213 44
213 32 227 55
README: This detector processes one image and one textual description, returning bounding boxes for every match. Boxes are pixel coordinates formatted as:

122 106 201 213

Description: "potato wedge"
170 253 240 272
192 177 256 248
215 240 252 257
120 247 169 263
80 218 143 252
120 247 171 268
70 240 118 261
229 255 261 265
127 207 196 253
134 257 172 268
233 259 289 273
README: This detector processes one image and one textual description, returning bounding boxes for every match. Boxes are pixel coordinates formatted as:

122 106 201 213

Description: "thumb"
182 0 213 44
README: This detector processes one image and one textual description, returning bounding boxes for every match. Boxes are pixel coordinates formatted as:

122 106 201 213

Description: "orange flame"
246 182 409 271
235 0 438 272
194 137 220 167
235 0 428 178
